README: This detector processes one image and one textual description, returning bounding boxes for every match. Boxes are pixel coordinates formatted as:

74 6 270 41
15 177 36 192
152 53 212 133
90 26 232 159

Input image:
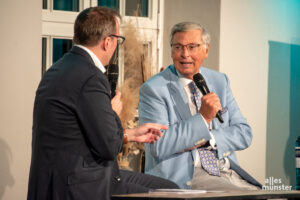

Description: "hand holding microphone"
193 73 224 123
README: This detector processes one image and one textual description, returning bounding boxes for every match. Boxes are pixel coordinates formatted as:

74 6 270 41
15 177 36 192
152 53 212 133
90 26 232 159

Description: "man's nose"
181 46 190 58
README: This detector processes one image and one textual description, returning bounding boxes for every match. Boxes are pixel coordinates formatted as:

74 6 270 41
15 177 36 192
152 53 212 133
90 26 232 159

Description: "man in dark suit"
27 7 178 200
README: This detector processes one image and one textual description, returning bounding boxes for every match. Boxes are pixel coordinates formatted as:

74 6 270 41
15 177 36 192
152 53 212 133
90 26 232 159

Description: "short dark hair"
73 7 121 46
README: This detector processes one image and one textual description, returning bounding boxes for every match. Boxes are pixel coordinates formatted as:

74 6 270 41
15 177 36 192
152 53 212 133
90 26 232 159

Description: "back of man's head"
73 7 121 46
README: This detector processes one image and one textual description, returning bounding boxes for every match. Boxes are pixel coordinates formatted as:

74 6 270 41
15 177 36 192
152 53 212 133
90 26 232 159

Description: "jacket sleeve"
76 72 123 161
139 82 211 160
211 74 252 159
139 73 253 161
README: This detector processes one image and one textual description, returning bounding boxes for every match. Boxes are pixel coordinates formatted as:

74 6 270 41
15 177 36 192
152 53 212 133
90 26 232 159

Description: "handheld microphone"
193 73 224 123
107 64 119 98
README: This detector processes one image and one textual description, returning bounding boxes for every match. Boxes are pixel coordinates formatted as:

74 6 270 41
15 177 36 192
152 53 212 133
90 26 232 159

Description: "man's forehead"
175 29 202 36
173 30 202 42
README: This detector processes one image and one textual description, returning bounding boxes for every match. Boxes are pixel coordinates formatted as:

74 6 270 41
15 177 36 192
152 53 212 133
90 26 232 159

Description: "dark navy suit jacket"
27 46 123 200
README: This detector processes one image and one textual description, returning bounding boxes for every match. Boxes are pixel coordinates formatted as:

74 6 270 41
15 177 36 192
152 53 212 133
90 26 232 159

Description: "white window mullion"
48 37 53 70
119 0 126 16
90 0 97 7
157 0 164 73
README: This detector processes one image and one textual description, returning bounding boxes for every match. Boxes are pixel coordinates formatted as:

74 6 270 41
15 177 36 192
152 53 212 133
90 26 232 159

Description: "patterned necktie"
188 81 201 111
188 81 220 176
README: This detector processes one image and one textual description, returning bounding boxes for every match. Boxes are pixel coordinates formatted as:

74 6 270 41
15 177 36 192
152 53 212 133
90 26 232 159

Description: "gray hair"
170 22 211 45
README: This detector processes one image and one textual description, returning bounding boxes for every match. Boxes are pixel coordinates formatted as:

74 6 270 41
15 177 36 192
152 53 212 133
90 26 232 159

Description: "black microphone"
107 64 119 98
193 73 224 123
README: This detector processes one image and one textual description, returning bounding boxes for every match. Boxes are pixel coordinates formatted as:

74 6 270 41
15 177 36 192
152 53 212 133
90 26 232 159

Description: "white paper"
149 189 207 194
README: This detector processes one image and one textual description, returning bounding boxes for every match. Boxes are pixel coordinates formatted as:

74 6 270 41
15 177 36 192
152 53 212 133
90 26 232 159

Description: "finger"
152 132 161 140
155 135 160 141
202 95 221 109
151 129 163 137
202 97 219 105
145 123 168 130
202 92 219 100
150 135 160 143
143 133 159 143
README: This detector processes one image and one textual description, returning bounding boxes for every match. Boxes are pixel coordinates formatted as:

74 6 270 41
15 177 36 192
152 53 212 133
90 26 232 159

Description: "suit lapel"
164 66 192 121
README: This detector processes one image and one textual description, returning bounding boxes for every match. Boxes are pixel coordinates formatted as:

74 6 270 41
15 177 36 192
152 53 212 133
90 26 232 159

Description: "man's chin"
179 71 194 79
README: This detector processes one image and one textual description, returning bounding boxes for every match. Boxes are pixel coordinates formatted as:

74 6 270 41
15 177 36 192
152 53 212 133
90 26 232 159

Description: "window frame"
120 0 157 30
42 0 90 37
42 0 90 73
42 0 163 79
42 36 73 72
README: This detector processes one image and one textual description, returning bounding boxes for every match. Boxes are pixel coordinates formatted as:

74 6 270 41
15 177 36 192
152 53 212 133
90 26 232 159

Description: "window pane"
52 39 73 64
43 0 47 9
42 38 47 76
126 0 148 17
98 0 119 11
53 0 79 12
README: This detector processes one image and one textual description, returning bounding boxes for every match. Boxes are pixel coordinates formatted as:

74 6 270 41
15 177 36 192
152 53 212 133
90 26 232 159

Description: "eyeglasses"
109 34 126 45
171 43 202 53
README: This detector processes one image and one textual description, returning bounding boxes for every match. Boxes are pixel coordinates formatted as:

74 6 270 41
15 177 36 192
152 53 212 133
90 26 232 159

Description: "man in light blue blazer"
138 22 262 190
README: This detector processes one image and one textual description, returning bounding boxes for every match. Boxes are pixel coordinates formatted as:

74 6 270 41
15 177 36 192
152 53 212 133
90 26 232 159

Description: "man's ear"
204 44 209 57
103 37 111 51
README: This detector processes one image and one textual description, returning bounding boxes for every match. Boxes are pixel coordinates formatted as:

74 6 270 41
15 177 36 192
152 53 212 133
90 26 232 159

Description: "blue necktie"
188 81 220 176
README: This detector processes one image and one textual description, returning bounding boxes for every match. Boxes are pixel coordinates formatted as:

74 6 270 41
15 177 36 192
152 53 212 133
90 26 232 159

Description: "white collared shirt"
75 45 106 73
176 70 217 167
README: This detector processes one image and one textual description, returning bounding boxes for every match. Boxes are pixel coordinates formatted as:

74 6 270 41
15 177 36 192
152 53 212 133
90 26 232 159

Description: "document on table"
149 189 207 194
149 189 224 194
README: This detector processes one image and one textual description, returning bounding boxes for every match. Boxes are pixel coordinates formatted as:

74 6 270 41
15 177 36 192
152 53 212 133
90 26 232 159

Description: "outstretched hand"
125 123 168 143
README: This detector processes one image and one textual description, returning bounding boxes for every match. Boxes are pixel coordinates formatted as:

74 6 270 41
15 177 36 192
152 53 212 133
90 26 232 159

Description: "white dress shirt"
177 71 219 167
75 45 106 73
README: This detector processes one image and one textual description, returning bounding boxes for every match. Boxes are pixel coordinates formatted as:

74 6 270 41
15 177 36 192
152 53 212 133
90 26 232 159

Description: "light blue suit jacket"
139 65 260 189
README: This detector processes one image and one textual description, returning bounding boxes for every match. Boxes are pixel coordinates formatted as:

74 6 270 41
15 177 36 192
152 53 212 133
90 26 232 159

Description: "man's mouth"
180 62 193 65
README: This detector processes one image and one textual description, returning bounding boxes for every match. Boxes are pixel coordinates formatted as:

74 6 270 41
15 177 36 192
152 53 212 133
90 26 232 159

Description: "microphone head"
193 73 210 95
193 73 206 86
